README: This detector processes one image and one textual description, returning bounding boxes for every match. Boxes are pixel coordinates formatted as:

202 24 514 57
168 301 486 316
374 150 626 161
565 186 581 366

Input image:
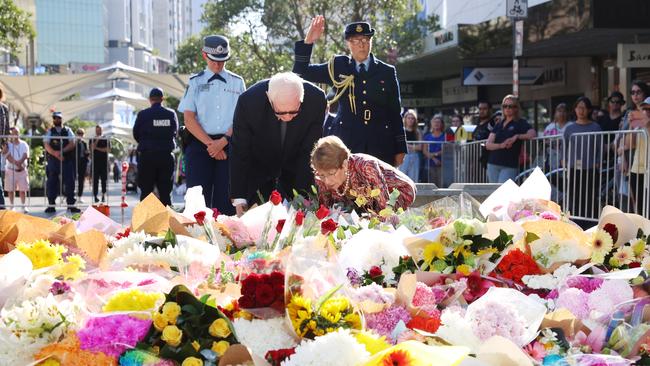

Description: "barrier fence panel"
564 129 649 223
0 134 116 210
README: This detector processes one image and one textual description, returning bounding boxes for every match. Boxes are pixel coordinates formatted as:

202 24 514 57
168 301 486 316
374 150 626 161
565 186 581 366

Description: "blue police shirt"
177 68 246 135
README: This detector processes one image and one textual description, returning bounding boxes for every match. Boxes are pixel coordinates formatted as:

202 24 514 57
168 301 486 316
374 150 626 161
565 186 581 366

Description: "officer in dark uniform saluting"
133 88 178 206
43 111 80 214
293 16 407 167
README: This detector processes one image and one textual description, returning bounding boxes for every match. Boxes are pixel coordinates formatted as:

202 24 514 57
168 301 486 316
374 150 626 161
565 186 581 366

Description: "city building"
153 0 193 72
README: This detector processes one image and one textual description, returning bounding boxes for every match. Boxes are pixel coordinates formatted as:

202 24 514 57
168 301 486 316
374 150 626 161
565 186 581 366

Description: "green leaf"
526 231 540 243
315 284 343 313
182 304 199 315
336 226 346 240
199 294 211 304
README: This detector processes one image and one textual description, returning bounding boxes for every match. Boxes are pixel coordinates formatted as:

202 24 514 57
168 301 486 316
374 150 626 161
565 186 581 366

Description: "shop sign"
402 97 442 108
462 67 543 86
442 78 477 104
618 44 650 68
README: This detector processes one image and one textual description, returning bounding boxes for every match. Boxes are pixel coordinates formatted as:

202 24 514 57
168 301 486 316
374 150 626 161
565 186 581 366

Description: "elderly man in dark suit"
230 72 326 216
293 16 407 167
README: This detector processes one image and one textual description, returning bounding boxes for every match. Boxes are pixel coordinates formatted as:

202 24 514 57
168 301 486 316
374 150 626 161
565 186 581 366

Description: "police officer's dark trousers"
46 157 76 205
138 151 174 206
184 139 234 215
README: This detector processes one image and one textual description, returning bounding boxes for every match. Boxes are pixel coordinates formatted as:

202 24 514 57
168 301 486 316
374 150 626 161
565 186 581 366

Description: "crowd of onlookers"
399 83 650 219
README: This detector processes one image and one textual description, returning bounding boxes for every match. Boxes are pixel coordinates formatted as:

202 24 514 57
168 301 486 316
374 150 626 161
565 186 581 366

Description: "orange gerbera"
381 349 414 366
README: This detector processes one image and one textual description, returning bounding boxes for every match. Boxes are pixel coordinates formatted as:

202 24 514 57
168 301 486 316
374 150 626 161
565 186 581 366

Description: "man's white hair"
268 72 304 103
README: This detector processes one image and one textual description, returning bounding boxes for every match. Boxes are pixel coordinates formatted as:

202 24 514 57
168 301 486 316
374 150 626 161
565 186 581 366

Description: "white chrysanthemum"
522 264 577 290
7 273 57 305
435 307 481 352
233 318 297 359
108 231 155 259
282 329 370 366
108 234 220 269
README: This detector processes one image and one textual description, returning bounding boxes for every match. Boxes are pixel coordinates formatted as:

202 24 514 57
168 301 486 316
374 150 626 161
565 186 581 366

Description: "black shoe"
45 207 56 214
68 207 81 213
101 194 106 202
94 196 100 203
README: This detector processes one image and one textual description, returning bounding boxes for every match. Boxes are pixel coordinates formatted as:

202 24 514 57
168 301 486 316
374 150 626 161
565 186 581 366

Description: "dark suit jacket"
230 79 326 204
293 41 407 164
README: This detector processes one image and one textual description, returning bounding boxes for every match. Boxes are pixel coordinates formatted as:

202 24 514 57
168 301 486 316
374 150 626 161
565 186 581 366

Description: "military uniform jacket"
293 40 407 164
230 80 326 204
133 103 179 152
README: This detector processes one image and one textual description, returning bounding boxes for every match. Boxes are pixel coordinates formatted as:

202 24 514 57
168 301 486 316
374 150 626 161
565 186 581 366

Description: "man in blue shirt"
178 35 246 214
133 88 179 206
43 112 80 214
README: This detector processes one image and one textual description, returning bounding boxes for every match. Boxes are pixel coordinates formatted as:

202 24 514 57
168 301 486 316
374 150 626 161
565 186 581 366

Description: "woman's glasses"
631 90 644 96
502 104 518 109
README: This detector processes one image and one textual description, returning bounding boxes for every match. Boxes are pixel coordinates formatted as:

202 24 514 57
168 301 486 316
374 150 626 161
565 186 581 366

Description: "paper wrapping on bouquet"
475 336 533 366
362 341 469 366
73 229 109 267
0 210 60 254
396 272 466 316
338 229 410 284
77 206 121 236
0 250 32 307
416 192 484 224
73 271 172 314
181 185 211 221
240 202 288 245
132 193 191 236
522 219 592 272
403 227 443 263
541 308 588 338
597 205 650 247
480 167 553 220
217 344 270 366
91 203 110 217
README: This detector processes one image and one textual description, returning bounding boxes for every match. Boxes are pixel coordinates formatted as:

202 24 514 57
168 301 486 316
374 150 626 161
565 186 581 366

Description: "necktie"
280 121 287 148
359 63 366 74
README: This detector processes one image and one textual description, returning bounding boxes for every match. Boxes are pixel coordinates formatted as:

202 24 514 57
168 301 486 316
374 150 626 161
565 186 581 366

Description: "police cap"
202 35 231 62
344 22 375 39
52 111 63 119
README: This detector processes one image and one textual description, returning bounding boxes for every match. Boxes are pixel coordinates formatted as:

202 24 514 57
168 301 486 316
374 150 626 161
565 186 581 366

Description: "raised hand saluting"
304 15 325 44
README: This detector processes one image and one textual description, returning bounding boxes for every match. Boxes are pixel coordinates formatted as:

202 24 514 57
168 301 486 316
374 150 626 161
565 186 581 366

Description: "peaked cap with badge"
293 21 407 165
203 35 231 62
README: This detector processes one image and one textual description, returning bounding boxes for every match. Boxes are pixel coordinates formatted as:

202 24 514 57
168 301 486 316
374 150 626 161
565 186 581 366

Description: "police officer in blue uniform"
133 88 178 206
293 16 407 167
44 112 80 214
178 35 246 215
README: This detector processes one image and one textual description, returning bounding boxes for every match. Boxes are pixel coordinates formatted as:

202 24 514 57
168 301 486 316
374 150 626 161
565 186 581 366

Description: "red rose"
241 273 259 296
630 262 641 268
603 223 619 243
407 315 441 333
369 266 383 278
265 348 296 366
211 208 220 219
321 218 338 235
194 211 207 225
315 204 330 220
269 271 285 288
269 190 282 205
276 219 286 233
255 283 275 307
295 210 305 226
238 294 255 308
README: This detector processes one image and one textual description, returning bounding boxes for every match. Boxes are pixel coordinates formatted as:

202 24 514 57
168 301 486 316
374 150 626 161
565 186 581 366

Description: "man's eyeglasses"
347 38 370 45
502 104 518 109
274 108 301 116
609 99 623 105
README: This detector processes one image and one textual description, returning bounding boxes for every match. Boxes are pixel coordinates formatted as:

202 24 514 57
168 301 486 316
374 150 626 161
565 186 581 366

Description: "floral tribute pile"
2 173 650 366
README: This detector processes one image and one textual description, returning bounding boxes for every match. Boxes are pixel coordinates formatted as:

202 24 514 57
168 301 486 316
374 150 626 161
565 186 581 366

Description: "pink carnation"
365 306 412 343
468 301 526 345
588 279 633 315
555 288 590 319
412 282 446 317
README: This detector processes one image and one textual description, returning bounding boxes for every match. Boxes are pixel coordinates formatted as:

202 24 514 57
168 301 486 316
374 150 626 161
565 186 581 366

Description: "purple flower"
78 314 152 357
566 277 604 293
365 305 412 343
346 267 362 286
50 281 71 296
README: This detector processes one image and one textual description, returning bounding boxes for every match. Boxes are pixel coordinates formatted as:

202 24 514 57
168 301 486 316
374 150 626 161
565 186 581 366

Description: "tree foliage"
0 0 35 56
174 0 437 84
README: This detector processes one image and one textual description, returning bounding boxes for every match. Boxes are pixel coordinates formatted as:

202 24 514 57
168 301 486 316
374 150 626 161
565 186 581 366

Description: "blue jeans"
399 153 420 182
487 163 518 183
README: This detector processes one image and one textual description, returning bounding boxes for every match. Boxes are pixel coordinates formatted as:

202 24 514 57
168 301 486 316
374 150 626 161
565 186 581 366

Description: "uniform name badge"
199 84 210 92
153 119 171 127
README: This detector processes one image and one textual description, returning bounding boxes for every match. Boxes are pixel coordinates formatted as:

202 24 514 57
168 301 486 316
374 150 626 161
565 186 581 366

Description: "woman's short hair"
573 96 593 111
310 135 351 171
268 72 304 104
430 114 444 128
403 109 417 121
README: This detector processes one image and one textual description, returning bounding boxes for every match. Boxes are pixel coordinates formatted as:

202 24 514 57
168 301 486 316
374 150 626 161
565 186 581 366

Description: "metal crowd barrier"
407 129 649 223
0 134 123 211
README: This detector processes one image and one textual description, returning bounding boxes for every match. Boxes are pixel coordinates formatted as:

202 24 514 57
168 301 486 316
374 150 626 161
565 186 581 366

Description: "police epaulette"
226 70 244 81
189 70 205 80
